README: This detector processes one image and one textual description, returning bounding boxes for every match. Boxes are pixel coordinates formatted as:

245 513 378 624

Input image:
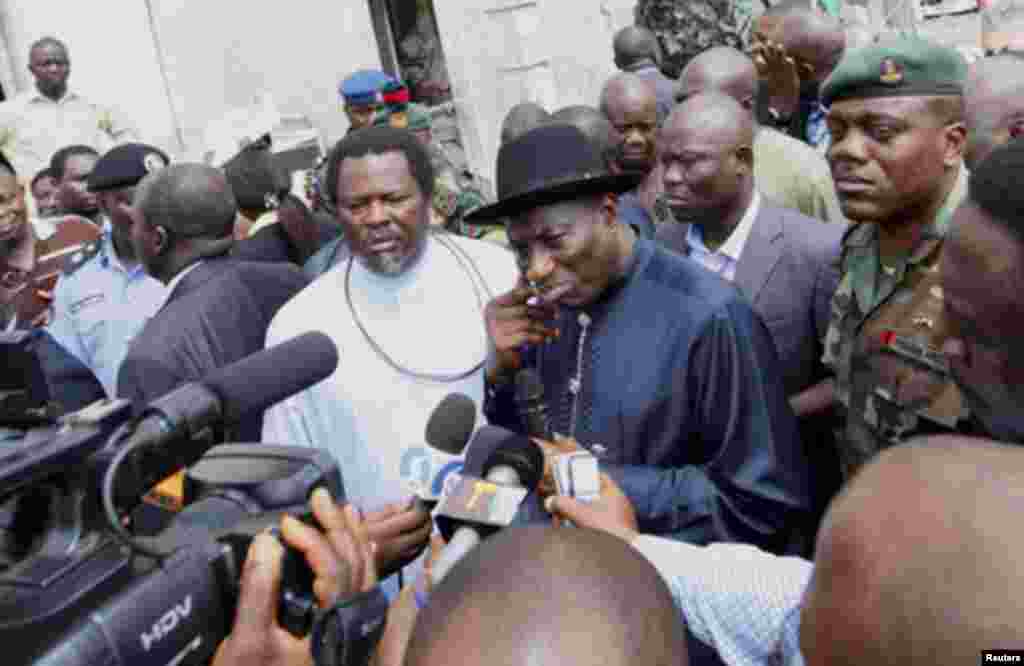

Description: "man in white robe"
262 127 518 596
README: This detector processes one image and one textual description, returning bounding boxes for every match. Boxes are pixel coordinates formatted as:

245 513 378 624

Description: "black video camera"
0 332 354 665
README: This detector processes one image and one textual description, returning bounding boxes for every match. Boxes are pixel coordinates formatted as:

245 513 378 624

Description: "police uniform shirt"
47 228 166 398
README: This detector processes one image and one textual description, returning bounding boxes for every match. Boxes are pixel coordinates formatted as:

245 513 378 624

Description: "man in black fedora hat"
470 124 811 552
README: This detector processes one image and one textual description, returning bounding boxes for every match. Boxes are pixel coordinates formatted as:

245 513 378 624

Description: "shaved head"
660 92 754 232
501 102 551 145
600 72 658 117
613 25 662 70
600 73 659 174
755 7 845 85
677 46 759 110
964 52 1024 170
550 105 615 168
405 526 688 666
802 437 1024 666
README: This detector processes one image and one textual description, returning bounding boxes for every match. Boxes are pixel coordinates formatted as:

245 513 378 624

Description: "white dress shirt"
633 534 811 666
685 191 762 282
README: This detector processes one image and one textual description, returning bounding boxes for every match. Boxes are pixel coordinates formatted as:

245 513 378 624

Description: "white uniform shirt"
0 89 138 179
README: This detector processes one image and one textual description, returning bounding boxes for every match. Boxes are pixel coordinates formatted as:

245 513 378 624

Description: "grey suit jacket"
656 198 845 397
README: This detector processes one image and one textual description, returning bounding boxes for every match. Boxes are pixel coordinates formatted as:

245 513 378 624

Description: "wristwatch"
310 586 390 666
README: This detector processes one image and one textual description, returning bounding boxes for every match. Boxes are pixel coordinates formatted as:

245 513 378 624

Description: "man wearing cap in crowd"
341 70 399 134
810 37 971 480
474 124 811 551
47 143 169 398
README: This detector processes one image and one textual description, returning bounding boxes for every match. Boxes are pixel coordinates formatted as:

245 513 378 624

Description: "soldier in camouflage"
818 38 971 479
374 102 500 243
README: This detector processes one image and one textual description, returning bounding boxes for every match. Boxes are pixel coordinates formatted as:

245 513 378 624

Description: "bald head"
551 105 616 168
612 26 661 71
501 102 551 145
755 7 845 85
660 92 755 228
405 526 687 666
964 52 1024 170
802 436 1024 666
600 73 659 174
677 46 758 110
664 91 755 156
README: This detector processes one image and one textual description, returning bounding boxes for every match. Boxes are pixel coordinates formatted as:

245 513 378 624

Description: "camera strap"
310 585 389 666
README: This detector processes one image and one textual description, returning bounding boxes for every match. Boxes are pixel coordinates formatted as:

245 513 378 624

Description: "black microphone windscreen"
424 393 477 455
483 435 545 491
514 367 544 403
205 331 339 422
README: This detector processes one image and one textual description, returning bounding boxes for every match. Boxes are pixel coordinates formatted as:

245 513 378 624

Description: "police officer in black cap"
47 143 169 398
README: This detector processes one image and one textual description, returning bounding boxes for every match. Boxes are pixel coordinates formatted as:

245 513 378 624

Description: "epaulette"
60 240 102 277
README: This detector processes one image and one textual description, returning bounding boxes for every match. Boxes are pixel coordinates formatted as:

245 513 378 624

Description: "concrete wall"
0 0 177 152
147 0 381 159
434 0 635 182
0 0 636 180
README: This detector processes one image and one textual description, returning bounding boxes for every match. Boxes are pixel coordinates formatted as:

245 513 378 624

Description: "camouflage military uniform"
823 167 969 479
428 142 507 244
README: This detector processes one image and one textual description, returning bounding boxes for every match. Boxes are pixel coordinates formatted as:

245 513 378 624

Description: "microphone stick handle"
430 465 524 585
430 526 480 586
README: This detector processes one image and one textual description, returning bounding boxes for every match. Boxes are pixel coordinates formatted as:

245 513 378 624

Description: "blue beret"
339 70 395 106
87 143 170 192
821 37 967 107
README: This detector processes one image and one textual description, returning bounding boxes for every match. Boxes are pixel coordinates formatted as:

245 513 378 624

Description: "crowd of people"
2 6 1024 664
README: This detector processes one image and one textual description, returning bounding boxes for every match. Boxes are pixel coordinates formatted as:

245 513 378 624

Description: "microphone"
431 434 544 584
424 393 477 456
110 332 339 510
407 392 478 508
515 368 551 440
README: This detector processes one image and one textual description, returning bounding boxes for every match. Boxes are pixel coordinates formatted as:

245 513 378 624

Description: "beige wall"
147 0 381 159
0 0 177 152
434 0 636 182
0 0 634 180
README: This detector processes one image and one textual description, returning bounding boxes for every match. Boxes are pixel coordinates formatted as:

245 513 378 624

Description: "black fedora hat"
465 123 641 223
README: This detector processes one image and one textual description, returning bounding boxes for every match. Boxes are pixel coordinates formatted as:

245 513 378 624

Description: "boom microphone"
110 332 339 510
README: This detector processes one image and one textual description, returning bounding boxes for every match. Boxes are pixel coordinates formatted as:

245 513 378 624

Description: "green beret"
821 37 967 107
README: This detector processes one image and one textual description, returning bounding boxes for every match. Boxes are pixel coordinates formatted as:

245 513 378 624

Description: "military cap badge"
880 57 904 85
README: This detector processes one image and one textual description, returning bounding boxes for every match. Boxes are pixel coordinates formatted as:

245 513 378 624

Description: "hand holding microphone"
545 474 639 542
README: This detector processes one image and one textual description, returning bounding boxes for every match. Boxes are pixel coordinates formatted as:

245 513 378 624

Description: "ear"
1009 116 1024 140
941 121 968 167
154 225 171 255
735 144 755 175
601 192 619 228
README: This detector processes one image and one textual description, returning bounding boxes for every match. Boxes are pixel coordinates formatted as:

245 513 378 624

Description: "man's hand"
211 488 376 666
535 436 583 497
750 38 801 118
375 535 444 666
282 488 378 606
364 500 432 579
545 474 639 542
484 281 559 382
